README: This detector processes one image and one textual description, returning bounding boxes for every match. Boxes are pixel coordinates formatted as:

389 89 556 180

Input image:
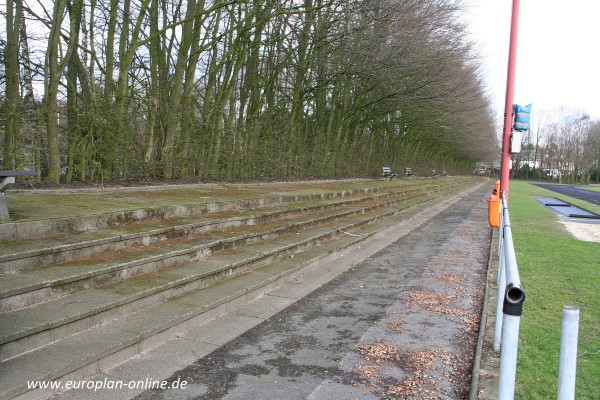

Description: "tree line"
1 0 497 183
512 109 600 184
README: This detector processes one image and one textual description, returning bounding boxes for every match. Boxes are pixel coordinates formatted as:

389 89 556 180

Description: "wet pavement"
135 185 492 400
532 184 600 206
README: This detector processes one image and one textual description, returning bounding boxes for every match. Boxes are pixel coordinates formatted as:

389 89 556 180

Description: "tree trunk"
4 0 23 170
161 0 206 178
66 0 84 183
44 0 68 183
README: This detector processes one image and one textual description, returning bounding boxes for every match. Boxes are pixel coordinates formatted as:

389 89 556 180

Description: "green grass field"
507 180 599 399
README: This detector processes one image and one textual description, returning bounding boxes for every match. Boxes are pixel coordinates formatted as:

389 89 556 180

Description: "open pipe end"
503 283 525 316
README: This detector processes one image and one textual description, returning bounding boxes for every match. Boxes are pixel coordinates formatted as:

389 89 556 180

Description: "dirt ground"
560 219 600 243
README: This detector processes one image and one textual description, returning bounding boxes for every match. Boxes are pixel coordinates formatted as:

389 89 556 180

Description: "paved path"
532 184 600 206
135 185 492 400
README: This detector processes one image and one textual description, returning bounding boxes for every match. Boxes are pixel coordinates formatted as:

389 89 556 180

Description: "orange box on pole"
487 194 501 227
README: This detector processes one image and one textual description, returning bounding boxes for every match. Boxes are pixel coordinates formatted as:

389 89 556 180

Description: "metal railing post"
497 194 526 400
494 214 506 351
498 314 521 400
493 200 506 352
557 306 579 400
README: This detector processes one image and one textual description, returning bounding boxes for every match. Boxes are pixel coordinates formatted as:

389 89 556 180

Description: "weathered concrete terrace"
0 177 499 400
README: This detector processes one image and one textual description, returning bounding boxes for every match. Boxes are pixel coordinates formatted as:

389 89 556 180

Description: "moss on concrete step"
0 188 434 311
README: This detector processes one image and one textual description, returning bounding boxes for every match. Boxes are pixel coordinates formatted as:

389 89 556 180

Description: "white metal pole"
558 306 580 400
494 198 507 351
497 193 525 400
494 252 506 351
498 314 521 400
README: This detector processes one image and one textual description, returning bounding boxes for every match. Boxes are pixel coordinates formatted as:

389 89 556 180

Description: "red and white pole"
499 0 521 201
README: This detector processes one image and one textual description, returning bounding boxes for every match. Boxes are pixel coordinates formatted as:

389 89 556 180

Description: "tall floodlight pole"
500 0 521 200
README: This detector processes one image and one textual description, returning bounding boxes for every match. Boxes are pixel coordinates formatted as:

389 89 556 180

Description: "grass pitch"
508 180 599 399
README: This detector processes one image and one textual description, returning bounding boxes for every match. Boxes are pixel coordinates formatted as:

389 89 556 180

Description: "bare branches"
3 0 502 181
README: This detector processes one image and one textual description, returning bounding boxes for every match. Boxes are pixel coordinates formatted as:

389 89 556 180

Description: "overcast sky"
464 0 600 120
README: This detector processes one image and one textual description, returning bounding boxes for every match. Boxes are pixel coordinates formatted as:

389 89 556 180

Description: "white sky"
464 0 600 120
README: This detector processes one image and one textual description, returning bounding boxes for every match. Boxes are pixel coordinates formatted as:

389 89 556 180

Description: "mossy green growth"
2 179 413 223
2 178 483 224
507 181 599 400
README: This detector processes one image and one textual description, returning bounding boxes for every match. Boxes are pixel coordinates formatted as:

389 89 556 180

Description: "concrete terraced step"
0 177 483 400
0 184 434 273
0 199 428 362
0 180 438 242
0 195 445 400
0 188 434 313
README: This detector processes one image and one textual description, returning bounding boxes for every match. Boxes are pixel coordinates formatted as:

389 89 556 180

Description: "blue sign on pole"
513 103 532 131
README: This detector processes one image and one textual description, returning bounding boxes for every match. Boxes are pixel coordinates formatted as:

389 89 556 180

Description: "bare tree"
6 0 499 182
4 0 23 170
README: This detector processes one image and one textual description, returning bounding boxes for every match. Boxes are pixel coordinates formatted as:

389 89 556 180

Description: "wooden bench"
382 167 398 181
0 170 35 220
405 168 417 180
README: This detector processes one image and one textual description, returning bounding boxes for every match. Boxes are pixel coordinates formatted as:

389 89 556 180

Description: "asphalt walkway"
532 183 600 206
133 184 493 400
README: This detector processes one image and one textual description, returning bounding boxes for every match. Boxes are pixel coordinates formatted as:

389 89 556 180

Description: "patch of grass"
576 186 600 193
507 180 600 399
